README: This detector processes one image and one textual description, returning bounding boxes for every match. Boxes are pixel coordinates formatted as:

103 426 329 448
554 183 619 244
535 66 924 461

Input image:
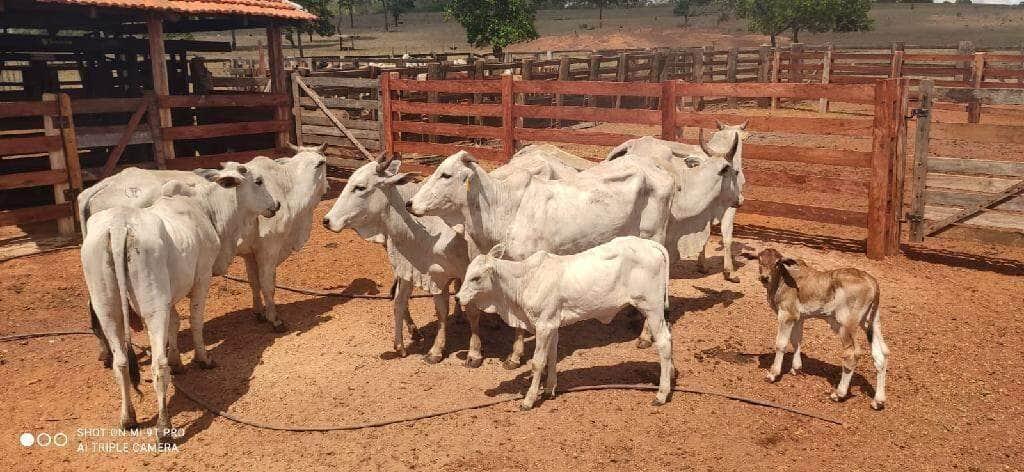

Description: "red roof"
36 0 316 20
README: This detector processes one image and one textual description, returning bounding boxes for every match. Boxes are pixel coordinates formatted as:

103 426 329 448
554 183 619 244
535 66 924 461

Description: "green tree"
444 0 540 56
388 0 415 27
287 0 335 47
674 0 712 24
584 0 622 21
735 0 873 46
337 0 355 30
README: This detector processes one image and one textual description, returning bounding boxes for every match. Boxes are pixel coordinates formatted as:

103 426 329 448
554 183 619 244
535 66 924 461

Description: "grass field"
202 3 1024 60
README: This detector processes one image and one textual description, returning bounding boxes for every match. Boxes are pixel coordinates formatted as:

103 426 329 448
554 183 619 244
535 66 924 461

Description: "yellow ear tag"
465 178 471 194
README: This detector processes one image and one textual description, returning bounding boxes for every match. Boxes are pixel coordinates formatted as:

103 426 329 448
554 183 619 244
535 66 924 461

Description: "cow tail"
865 286 881 345
109 222 141 393
655 241 671 313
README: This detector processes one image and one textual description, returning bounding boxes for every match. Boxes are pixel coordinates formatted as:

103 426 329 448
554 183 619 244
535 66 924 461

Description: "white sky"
934 0 1022 4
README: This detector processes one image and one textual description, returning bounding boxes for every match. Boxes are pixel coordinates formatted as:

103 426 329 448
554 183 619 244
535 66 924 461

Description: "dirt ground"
2 185 1023 470
204 3 1024 60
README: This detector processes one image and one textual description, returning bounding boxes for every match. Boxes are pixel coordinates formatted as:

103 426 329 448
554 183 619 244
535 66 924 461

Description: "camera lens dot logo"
19 433 34 447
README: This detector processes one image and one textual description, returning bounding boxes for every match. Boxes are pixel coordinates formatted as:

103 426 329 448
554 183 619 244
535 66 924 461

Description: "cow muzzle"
263 201 280 218
405 200 422 216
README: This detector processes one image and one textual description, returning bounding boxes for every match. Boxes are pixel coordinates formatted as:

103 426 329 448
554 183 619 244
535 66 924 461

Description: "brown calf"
744 248 890 410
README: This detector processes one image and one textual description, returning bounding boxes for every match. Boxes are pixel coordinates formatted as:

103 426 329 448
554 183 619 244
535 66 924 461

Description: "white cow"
79 145 327 358
408 150 676 367
456 236 675 409
81 167 277 442
322 159 481 366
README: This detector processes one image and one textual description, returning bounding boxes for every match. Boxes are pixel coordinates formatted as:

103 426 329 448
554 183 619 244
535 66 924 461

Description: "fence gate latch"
907 108 929 120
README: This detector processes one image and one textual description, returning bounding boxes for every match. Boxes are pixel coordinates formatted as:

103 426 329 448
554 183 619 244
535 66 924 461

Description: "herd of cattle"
75 123 889 443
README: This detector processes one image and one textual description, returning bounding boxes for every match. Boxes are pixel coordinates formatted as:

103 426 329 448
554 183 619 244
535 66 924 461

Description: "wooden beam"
501 74 515 161
100 99 148 179
909 80 933 242
295 75 373 160
924 180 1024 236
148 16 175 161
266 23 290 148
42 94 73 235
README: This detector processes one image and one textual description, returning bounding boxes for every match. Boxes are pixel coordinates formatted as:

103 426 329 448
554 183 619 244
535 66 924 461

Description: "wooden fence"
908 80 1024 247
379 75 908 259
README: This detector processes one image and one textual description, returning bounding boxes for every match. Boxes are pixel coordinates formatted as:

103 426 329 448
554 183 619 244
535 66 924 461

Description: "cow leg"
189 281 216 369
89 302 113 368
720 207 740 283
464 305 484 368
425 289 449 364
636 318 653 349
831 324 859 402
869 317 889 410
243 254 264 322
451 279 466 325
403 306 422 342
643 306 675 406
504 328 526 370
257 259 286 332
147 310 173 443
789 319 804 375
544 329 559 399
166 307 185 375
766 314 795 383
696 242 710 274
521 325 553 410
391 279 412 358
95 306 137 429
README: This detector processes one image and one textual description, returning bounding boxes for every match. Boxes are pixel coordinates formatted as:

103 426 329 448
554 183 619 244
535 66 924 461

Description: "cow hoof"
829 392 845 403
765 372 778 383
519 402 534 411
464 356 484 368
502 358 522 370
651 397 667 407
789 367 800 375
697 265 710 275
196 359 217 370
119 419 139 431
724 273 740 283
636 338 653 349
871 400 886 411
410 329 424 342
253 311 266 322
396 347 408 358
100 353 113 369
424 353 443 365
270 320 288 333
169 363 186 375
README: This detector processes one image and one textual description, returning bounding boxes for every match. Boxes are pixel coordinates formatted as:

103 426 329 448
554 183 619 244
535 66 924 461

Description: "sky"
934 0 1022 4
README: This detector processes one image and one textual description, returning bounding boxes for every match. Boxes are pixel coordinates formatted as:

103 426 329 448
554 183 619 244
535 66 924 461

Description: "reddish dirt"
1 189 1022 470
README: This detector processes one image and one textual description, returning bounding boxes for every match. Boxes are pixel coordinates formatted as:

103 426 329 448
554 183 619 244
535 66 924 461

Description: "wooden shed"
0 0 313 240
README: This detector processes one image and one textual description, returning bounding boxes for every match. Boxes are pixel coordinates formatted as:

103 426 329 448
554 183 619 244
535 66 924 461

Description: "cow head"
455 245 505 313
742 248 798 288
322 160 415 235
285 143 330 200
196 165 279 218
407 150 478 218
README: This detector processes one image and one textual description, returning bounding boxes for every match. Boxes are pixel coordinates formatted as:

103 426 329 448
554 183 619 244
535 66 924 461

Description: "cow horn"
699 128 713 156
374 151 391 175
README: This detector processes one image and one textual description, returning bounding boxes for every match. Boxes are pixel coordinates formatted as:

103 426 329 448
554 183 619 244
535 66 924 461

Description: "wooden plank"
380 72 395 158
513 104 661 125
266 23 289 148
0 169 67 190
163 147 288 171
661 79 677 140
393 141 503 162
674 112 873 137
209 76 269 88
148 17 175 161
299 96 378 109
676 82 876 104
291 72 303 146
391 121 502 139
392 100 503 117
501 74 515 160
933 87 1024 105
867 79 898 259
302 76 379 88
295 75 373 159
100 99 148 179
162 120 289 140
0 100 58 118
76 127 153 148
928 224 1024 247
0 203 73 227
930 122 1024 145
741 199 868 227
159 93 288 108
516 128 638 147
515 80 662 97
303 134 382 151
927 173 1020 193
909 80 933 242
0 135 61 155
926 188 1024 213
390 78 500 94
302 114 380 130
925 204 1024 232
927 156 1024 177
721 142 870 168
744 169 869 195
301 125 381 140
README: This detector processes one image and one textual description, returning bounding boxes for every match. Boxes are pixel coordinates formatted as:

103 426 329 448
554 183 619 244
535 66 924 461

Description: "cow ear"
215 174 242 188
715 119 726 130
384 159 402 176
457 150 477 164
776 259 798 286
194 168 219 181
380 172 416 186
315 143 328 154
487 243 506 259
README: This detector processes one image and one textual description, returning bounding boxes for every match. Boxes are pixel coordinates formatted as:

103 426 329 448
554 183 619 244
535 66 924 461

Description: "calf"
744 248 890 410
81 167 277 441
322 159 480 366
456 236 675 410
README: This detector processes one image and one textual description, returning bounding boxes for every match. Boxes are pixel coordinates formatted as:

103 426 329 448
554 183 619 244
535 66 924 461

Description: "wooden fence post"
820 43 833 113
693 48 706 111
758 44 771 107
379 72 395 159
660 80 677 141
770 48 781 110
291 72 303 146
587 55 600 107
473 59 486 127
42 93 73 235
790 43 804 84
909 80 933 243
501 74 515 161
726 47 738 108
867 78 904 259
426 62 443 142
615 52 628 108
890 50 904 79
968 52 986 123
957 40 975 84
557 56 570 126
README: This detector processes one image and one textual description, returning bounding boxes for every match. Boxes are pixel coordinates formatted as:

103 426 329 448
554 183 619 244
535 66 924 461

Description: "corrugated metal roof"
35 0 316 20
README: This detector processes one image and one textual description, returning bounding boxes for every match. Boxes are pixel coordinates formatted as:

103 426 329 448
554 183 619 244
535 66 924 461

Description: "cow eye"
255 177 264 186
469 276 480 282
316 160 326 168
440 173 452 179
353 185 366 192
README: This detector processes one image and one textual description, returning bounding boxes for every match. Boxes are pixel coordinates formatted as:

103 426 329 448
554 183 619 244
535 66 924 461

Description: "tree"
444 0 540 57
388 0 415 27
735 0 873 46
287 0 335 47
585 0 622 21
674 0 712 25
337 0 355 30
